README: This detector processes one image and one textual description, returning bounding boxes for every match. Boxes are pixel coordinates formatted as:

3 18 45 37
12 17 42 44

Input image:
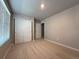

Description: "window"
0 0 10 46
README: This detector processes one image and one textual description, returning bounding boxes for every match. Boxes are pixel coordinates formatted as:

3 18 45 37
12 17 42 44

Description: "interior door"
36 23 41 39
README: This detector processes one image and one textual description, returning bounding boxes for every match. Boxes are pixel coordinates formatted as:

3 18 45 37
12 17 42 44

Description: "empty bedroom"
0 0 79 59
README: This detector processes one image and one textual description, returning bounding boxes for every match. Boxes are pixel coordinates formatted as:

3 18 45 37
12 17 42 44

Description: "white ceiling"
9 0 79 20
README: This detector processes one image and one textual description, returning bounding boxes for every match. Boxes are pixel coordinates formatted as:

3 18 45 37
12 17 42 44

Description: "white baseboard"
3 44 14 59
45 39 79 53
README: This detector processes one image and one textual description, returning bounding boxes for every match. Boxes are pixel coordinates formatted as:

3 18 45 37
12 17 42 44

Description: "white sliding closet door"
15 17 32 44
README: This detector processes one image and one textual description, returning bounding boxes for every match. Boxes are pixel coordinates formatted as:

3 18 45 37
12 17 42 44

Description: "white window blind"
0 1 10 46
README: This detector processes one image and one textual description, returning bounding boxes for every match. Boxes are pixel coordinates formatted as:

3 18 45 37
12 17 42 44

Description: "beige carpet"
6 40 79 59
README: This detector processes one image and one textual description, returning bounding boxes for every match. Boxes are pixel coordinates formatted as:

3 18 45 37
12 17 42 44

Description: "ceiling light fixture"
41 3 45 9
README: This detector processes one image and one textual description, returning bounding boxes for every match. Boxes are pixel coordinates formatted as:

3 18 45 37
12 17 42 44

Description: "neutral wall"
36 23 41 39
15 15 33 44
43 4 79 49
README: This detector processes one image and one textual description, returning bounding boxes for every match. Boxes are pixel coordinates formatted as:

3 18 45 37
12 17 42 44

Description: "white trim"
45 39 79 53
0 0 11 15
3 44 14 59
